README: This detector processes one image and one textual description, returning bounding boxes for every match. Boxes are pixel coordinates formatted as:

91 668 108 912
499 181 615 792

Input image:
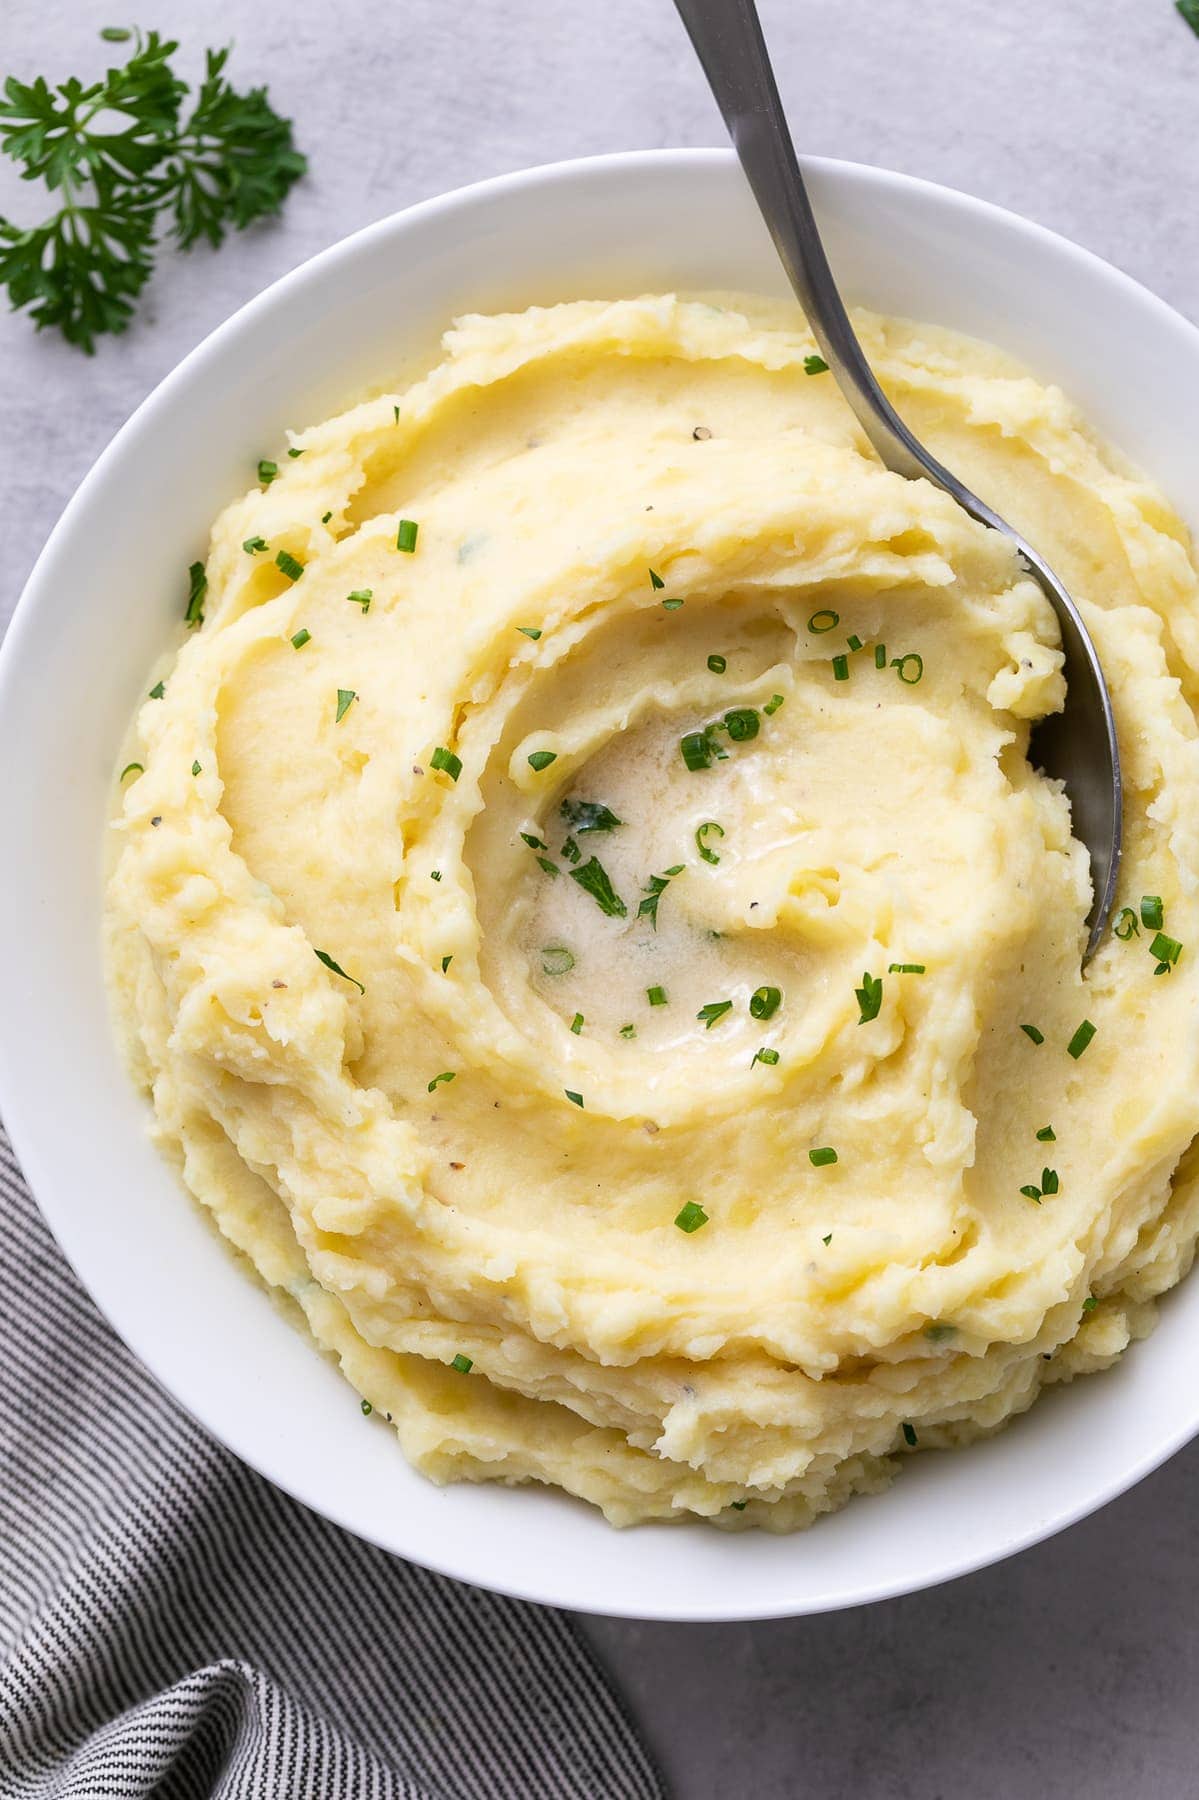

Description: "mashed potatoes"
105 294 1199 1528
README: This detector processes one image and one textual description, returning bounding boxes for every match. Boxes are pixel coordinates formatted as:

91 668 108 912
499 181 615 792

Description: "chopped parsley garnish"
809 1146 837 1167
1066 1019 1096 1059
648 568 665 590
242 535 268 554
427 1070 456 1091
290 628 311 649
855 971 883 1024
647 986 668 1006
1036 1125 1056 1142
803 353 829 375
450 1353 473 1373
347 588 372 612
724 707 759 741
561 797 622 833
565 1089 584 1107
430 745 462 781
528 749 557 772
807 609 839 633
874 643 886 668
750 985 781 1020
697 999 733 1028
258 459 278 485
1113 907 1140 940
832 654 849 682
569 856 627 917
1150 930 1182 974
537 856 559 878
517 626 542 640
674 1201 708 1233
888 962 925 974
570 1012 584 1034
191 759 201 776
521 831 547 850
314 948 364 993
1020 1184 1042 1202
287 446 304 458
763 693 784 716
822 1232 833 1246
560 835 581 864
148 680 165 698
1180 0 1199 37
696 821 724 865
1041 1168 1060 1195
441 955 453 972
892 653 924 684
541 945 575 975
430 869 442 881
901 1422 918 1447
619 1023 637 1039
662 597 684 611
637 866 684 929
185 560 206 626
707 654 727 673
1021 1023 1044 1045
119 762 143 781
396 518 419 553
1141 895 1164 930
752 1046 779 1067
275 549 304 582
335 688 356 722
1082 1295 1098 1314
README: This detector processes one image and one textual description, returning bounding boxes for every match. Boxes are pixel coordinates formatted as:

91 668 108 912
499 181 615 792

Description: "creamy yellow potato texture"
106 294 1199 1529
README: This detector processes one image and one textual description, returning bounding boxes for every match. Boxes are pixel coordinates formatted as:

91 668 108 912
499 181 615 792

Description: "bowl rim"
4 145 1199 1621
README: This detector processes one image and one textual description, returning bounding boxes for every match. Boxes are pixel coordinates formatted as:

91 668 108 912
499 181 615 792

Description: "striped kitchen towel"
0 1128 664 1800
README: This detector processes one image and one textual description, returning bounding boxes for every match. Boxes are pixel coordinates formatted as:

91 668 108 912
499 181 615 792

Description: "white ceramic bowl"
4 150 1199 1622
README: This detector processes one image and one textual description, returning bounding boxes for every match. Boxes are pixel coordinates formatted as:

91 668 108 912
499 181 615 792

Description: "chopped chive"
1082 1295 1098 1314
258 459 278 485
536 857 559 878
731 1499 747 1511
874 643 886 668
750 985 781 1020
290 628 311 649
541 945 575 976
696 820 725 865
1036 1125 1056 1142
185 561 206 626
681 729 715 771
191 760 201 777
809 1147 838 1167
924 1323 956 1342
892 653 924 684
1041 1168 1060 1195
570 856 626 917
322 511 332 524
396 518 419 553
430 869 442 882
521 832 548 850
888 962 925 974
450 1352 473 1373
517 626 542 640
561 798 623 834
570 1012 584 1034
1141 895 1164 930
649 568 665 590
528 749 557 772
1066 1019 1096 1059
901 1422 918 1447
565 1089 584 1107
808 609 839 633
287 447 304 459
1020 1184 1042 1203
619 1023 637 1039
100 26 133 40
360 1399 372 1415
662 597 684 611
724 707 760 741
119 762 143 781
148 680 165 699
314 948 364 993
803 353 830 375
1021 1023 1044 1045
1113 907 1140 940
430 745 462 781
763 693 784 715
441 955 453 972
637 867 684 929
1150 930 1182 972
697 999 733 1028
674 1201 708 1233
846 633 863 652
335 688 357 723
751 1046 780 1067
427 1070 456 1091
855 971 883 1024
242 535 269 554
275 550 304 582
347 588 373 611
707 654 727 673
822 1232 833 1246
647 986 668 1006
832 654 850 682
393 404 400 423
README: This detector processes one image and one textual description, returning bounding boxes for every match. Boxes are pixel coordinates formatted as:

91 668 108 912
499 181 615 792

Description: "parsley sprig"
0 31 305 350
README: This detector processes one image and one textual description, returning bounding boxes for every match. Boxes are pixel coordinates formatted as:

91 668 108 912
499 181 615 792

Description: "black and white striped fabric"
0 1128 664 1800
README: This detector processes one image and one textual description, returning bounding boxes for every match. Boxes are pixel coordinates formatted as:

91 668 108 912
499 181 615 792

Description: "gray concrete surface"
3 2 1199 1794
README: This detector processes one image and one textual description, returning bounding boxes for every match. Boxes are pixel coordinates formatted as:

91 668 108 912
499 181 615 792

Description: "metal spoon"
673 0 1121 960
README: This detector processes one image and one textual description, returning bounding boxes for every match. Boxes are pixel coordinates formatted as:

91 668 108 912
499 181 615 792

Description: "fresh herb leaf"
1082 1295 1098 1314
570 1012 584 1034
242 535 268 553
1036 1125 1056 1142
619 1023 637 1039
697 999 733 1029
521 832 547 850
560 834 581 864
1066 1019 1096 1060
637 866 684 929
564 1089 584 1107
648 567 664 589
751 1046 779 1067
517 626 542 640
314 947 363 993
427 1070 456 1091
803 353 829 374
901 1422 918 1447
430 745 461 781
528 749 557 772
334 687 356 722
1179 0 1199 36
184 560 206 626
441 955 452 972
560 797 622 834
190 759 201 776
347 588 372 612
258 459 278 485
674 1201 708 1233
855 971 883 1024
695 820 724 865
1021 1023 1044 1045
148 679 165 698
647 985 668 1006
1041 1167 1060 1196
569 855 626 917
1150 930 1182 973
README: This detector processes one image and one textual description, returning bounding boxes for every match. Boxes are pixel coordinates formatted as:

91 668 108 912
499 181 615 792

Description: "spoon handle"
674 0 955 493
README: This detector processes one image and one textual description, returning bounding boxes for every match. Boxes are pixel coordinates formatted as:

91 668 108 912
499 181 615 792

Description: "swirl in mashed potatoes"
106 294 1199 1528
